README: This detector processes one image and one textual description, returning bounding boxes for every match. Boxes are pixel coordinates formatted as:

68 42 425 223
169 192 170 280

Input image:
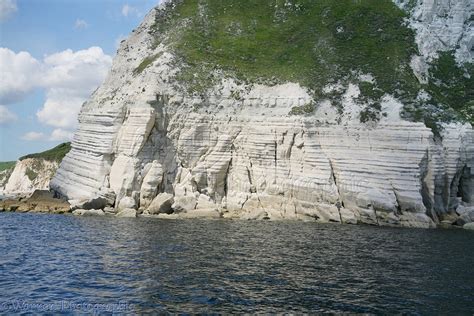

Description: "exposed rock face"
464 222 474 230
0 166 14 192
395 0 473 63
50 1 474 228
140 161 164 208
3 159 59 194
116 208 137 218
146 193 174 215
117 196 137 211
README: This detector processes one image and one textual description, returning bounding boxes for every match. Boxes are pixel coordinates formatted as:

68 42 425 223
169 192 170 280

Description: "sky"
0 0 161 161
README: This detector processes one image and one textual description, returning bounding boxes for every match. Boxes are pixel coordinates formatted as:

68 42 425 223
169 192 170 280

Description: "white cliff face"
3 159 59 194
395 0 473 63
0 167 14 192
51 2 474 228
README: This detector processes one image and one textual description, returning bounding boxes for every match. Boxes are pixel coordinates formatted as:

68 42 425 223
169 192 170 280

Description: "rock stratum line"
47 0 473 227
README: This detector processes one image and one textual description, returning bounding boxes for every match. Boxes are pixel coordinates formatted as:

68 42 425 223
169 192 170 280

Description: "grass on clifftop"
153 0 418 95
19 142 71 162
0 161 15 172
151 0 472 128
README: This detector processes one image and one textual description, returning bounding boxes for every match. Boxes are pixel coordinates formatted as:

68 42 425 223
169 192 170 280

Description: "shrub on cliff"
19 142 71 162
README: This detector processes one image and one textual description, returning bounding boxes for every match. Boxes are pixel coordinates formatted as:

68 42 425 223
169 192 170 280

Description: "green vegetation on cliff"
150 0 472 128
0 162 15 186
427 52 473 124
19 143 71 162
153 0 417 94
134 53 162 74
0 161 15 173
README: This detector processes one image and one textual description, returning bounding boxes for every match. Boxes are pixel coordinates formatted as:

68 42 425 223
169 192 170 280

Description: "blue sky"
0 0 161 161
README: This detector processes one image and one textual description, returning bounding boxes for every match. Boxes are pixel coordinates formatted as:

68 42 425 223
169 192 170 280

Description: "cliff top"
0 162 15 173
19 143 71 162
141 0 472 129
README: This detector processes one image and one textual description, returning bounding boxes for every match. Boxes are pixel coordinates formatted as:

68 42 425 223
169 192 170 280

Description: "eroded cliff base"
47 1 474 229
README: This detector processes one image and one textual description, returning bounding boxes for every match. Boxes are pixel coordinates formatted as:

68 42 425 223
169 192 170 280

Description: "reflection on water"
0 212 473 314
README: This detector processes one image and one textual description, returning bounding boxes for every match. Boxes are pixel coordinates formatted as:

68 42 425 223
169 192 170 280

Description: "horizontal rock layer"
51 104 474 228
50 1 474 228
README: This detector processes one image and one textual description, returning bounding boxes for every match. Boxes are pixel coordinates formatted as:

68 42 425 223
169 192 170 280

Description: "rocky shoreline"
0 190 70 214
2 190 474 231
44 1 473 234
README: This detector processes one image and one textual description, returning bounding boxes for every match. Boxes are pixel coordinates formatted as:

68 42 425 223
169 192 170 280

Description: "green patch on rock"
360 103 383 123
289 102 315 115
25 168 38 181
400 52 473 133
426 51 473 125
357 82 385 123
133 53 162 75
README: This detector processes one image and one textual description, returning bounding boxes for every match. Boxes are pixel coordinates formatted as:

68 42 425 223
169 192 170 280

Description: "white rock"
240 209 269 220
356 189 397 213
4 158 59 194
463 222 474 230
110 155 139 202
118 196 136 211
139 161 163 208
171 196 197 213
457 205 474 216
395 0 473 63
340 208 358 225
180 209 222 219
457 209 474 225
146 193 174 215
104 206 116 214
72 209 105 216
116 208 137 218
155 213 180 220
195 194 218 210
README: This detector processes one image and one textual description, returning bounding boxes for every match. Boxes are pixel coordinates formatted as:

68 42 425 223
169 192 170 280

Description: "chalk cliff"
1 143 71 195
2 159 59 194
51 0 473 227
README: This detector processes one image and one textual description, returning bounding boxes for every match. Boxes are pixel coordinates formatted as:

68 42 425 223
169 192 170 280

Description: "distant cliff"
1 143 70 195
51 0 473 227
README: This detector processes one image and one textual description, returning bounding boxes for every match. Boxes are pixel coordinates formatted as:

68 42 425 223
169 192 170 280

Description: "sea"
0 212 473 314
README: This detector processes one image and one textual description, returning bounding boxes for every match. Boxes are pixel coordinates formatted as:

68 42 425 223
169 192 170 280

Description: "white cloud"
0 47 112 131
0 105 17 124
0 48 42 104
74 19 88 29
49 128 74 141
21 131 45 141
37 47 112 128
20 129 73 142
121 4 139 17
36 89 86 128
0 0 17 22
42 47 112 91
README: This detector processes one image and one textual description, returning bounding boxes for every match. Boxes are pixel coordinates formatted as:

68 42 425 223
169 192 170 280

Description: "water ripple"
0 213 473 314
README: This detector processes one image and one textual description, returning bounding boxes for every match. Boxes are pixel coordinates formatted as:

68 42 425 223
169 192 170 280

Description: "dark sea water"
0 212 473 314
